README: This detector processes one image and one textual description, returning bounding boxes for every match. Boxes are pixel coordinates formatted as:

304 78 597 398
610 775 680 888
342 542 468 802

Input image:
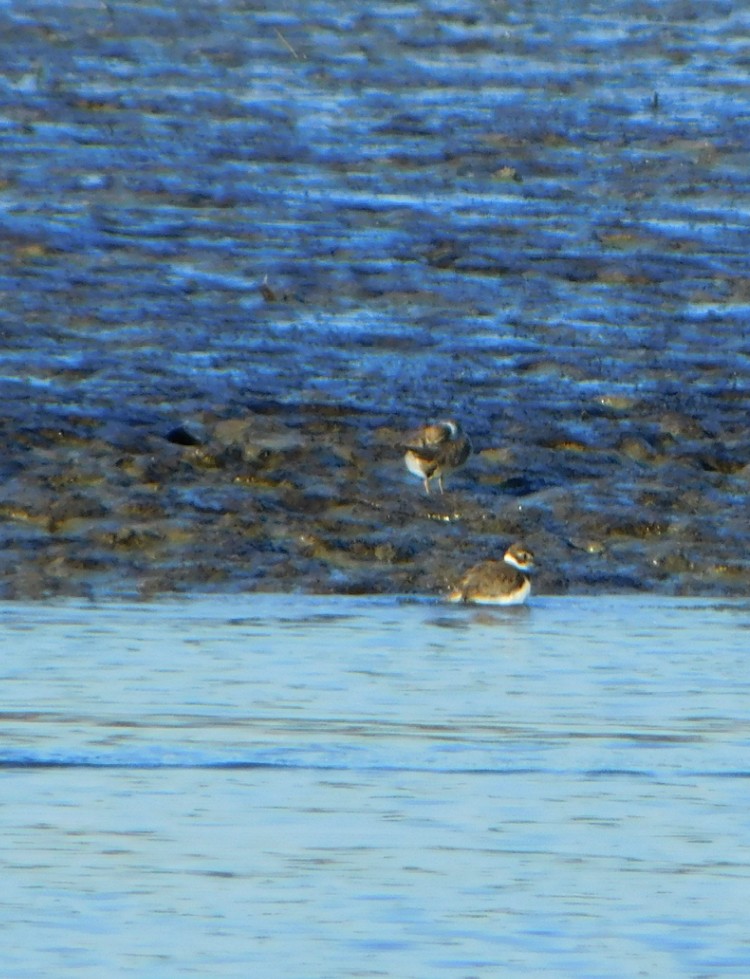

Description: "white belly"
466 578 531 605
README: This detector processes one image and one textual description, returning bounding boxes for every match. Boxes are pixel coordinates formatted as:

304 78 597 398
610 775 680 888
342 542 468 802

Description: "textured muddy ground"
0 1 749 599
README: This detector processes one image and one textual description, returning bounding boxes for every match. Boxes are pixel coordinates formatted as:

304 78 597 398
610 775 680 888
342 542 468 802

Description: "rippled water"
2 595 750 977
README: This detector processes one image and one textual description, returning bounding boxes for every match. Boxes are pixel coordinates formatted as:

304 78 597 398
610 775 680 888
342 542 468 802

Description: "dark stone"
166 425 203 446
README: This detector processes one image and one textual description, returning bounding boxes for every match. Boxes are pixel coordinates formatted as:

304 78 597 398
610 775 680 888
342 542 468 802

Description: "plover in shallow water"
403 419 472 494
448 542 535 605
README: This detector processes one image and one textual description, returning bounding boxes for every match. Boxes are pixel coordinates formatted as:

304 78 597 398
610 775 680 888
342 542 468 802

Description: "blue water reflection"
1 595 749 976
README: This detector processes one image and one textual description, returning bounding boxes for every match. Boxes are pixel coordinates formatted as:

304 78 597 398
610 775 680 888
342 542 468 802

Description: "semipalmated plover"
403 419 472 494
448 542 535 605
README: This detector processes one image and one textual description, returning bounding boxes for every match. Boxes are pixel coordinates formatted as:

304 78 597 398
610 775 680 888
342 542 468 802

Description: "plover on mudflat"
403 419 472 494
448 542 535 605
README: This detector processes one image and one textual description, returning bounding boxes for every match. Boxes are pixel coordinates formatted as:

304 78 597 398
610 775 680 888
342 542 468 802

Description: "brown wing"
442 435 471 470
457 560 525 601
404 435 471 467
402 443 443 463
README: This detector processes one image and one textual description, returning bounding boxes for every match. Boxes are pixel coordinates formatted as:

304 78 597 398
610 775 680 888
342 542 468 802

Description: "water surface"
2 595 750 977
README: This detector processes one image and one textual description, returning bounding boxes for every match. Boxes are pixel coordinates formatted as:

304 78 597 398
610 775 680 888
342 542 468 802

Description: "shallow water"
2 595 750 977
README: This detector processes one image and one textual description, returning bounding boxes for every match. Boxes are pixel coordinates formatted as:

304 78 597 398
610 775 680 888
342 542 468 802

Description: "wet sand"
0 1 748 599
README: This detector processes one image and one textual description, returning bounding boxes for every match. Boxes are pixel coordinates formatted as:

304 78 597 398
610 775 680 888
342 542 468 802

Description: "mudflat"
1 2 748 599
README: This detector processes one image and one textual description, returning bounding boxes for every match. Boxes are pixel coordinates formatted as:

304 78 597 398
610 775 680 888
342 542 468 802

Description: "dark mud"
0 1 749 599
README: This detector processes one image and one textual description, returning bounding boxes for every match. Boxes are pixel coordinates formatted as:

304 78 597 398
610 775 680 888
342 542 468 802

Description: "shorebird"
403 419 472 494
448 542 535 605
